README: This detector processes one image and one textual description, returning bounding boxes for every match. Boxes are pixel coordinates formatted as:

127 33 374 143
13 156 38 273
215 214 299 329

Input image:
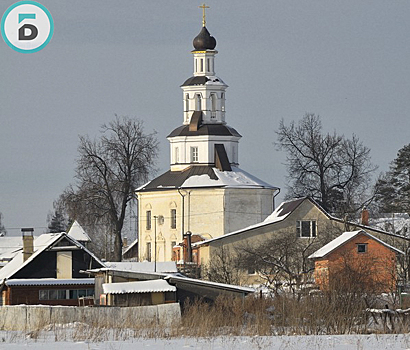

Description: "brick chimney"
361 208 369 226
21 228 34 262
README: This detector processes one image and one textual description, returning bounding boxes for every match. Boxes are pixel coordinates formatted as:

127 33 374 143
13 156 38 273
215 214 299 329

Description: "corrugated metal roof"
5 278 95 286
103 279 176 294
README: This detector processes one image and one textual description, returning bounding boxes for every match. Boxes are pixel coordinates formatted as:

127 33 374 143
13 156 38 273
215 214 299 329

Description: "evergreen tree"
375 144 410 214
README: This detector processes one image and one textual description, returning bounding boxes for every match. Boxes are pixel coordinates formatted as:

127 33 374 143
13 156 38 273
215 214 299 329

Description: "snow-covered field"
1 333 409 350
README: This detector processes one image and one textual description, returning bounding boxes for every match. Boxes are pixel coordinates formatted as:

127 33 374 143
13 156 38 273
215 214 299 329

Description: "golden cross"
199 3 210 27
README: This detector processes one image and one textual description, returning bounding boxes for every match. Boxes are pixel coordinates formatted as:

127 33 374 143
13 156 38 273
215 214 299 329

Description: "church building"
136 7 279 263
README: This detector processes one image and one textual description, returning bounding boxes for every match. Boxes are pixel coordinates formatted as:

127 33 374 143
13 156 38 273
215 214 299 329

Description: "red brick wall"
314 233 397 293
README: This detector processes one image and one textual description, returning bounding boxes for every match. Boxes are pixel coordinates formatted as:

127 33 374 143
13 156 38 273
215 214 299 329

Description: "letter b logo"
1 1 53 53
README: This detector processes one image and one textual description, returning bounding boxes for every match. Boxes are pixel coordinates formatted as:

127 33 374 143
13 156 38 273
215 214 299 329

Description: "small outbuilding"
309 230 404 293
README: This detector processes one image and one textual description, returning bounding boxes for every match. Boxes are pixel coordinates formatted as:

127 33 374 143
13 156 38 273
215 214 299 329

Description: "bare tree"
276 114 377 215
236 229 337 295
63 116 158 261
202 246 242 285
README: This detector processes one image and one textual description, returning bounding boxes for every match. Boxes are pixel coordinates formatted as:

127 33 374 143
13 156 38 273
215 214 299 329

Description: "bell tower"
168 4 241 171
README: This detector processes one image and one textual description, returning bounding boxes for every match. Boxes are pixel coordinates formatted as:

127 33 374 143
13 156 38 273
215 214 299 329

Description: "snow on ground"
1 333 410 350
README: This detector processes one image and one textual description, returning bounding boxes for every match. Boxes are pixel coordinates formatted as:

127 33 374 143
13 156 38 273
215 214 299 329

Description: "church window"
195 94 201 111
146 242 151 262
207 58 210 72
200 59 204 72
170 209 177 229
211 93 217 118
185 94 189 112
175 147 179 164
146 210 152 230
191 146 198 162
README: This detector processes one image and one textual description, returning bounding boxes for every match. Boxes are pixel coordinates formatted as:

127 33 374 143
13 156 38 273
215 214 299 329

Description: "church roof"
136 166 277 192
181 75 226 87
193 26 216 51
168 124 241 138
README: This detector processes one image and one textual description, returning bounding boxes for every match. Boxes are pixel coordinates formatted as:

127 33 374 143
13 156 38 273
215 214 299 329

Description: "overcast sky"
1 1 409 236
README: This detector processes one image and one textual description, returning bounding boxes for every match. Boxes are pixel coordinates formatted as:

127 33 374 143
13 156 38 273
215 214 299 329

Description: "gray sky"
1 1 409 235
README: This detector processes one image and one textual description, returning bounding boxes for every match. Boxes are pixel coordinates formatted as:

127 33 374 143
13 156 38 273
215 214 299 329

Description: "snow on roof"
164 275 255 294
105 261 177 273
5 278 95 286
308 230 404 259
103 279 176 294
0 236 36 261
67 221 91 242
194 199 297 247
181 166 277 189
0 233 105 282
122 238 138 256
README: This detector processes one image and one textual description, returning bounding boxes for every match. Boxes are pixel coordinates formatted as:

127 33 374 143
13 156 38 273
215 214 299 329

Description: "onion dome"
193 26 216 51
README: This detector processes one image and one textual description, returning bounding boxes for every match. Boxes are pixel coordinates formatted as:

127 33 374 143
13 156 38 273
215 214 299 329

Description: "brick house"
309 230 404 293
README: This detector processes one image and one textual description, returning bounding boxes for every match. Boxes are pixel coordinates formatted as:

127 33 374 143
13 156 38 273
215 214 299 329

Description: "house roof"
308 230 405 259
122 238 138 256
0 233 105 283
104 261 178 274
195 197 410 247
137 166 278 192
0 236 28 261
102 279 176 294
164 275 255 294
5 278 95 286
67 220 91 242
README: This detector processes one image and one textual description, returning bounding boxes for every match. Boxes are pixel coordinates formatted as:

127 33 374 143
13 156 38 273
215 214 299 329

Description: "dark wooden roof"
168 124 241 138
138 166 219 192
276 197 306 216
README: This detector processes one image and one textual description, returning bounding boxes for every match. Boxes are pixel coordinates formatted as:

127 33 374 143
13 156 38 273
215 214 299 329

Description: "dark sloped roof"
275 197 306 216
181 76 209 86
215 144 232 171
138 166 218 192
168 124 241 138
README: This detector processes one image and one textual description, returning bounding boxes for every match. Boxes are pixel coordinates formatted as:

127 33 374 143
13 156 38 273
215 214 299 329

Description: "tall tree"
276 114 376 214
374 143 410 214
63 116 158 261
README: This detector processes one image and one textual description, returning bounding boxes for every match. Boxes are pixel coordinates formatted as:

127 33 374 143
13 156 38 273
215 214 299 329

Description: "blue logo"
1 1 54 53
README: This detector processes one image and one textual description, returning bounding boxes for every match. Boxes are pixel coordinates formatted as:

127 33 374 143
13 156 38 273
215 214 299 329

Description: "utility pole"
153 215 157 272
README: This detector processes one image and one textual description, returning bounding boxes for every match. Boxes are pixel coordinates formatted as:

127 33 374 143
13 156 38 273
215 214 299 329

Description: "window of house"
357 243 367 253
297 220 316 238
146 242 152 262
39 289 94 300
191 146 198 162
170 209 177 229
146 210 151 230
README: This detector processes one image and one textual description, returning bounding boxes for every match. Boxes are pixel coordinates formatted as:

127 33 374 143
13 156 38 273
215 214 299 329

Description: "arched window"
195 94 201 111
210 94 217 118
185 94 189 112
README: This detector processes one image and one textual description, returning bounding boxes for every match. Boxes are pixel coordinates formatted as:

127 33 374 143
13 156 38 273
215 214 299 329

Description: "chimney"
123 236 128 248
21 228 34 262
361 207 369 226
184 231 192 263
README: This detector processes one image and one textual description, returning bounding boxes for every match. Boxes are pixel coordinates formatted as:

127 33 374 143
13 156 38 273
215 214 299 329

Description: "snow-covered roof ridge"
308 230 404 259
67 220 91 242
103 279 176 294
